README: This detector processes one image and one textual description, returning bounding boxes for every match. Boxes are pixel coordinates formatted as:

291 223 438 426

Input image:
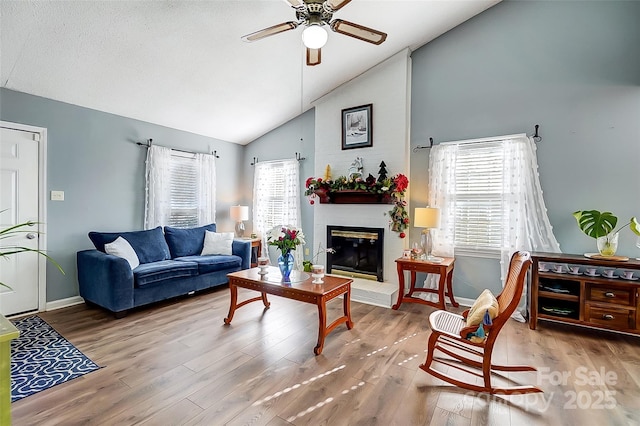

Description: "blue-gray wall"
0 88 244 302
410 0 640 298
2 0 638 305
242 109 316 255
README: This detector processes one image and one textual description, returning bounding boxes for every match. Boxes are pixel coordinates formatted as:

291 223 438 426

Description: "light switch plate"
51 190 64 201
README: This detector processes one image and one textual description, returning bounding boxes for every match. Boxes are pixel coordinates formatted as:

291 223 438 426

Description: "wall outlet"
51 190 64 201
305 248 310 256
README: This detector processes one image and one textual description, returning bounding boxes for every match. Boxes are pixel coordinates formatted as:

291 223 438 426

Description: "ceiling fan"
241 0 387 66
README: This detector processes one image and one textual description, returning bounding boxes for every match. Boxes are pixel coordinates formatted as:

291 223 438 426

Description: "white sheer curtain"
420 143 458 301
253 159 302 268
145 145 172 229
501 136 560 280
502 136 560 319
144 145 217 229
195 152 216 225
426 135 560 313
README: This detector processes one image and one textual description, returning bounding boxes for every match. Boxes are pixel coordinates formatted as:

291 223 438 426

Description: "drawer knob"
602 314 615 320
604 292 615 298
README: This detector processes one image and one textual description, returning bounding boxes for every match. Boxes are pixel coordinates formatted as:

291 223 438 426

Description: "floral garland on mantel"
304 172 410 238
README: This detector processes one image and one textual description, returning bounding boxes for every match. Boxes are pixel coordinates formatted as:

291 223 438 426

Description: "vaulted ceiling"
1 0 499 145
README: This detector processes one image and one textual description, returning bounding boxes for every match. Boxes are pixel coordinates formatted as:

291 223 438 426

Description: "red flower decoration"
399 232 406 238
393 174 409 193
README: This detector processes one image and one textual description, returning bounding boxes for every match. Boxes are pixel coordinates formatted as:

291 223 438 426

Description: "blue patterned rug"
10 315 101 402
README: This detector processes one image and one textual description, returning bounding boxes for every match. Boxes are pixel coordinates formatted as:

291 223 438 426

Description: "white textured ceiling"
1 0 499 145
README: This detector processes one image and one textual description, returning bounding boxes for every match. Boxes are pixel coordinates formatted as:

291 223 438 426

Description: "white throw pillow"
201 231 234 256
105 236 140 269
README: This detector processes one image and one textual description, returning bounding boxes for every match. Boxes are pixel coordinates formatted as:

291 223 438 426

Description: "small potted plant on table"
573 210 640 257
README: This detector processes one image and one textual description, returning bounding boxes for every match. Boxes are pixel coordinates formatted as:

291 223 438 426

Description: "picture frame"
341 104 372 150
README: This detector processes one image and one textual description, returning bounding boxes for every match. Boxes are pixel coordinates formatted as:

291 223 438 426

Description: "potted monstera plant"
573 210 640 256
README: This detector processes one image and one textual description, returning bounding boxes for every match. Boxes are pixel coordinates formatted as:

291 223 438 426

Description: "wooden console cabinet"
529 252 640 335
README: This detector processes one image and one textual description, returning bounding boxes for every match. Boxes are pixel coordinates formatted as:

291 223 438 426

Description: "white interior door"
0 127 41 315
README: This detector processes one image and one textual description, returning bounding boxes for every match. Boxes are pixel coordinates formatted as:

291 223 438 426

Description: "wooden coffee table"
224 267 354 355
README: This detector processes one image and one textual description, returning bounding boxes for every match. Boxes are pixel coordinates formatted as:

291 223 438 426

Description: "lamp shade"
414 207 440 229
230 205 249 221
302 25 328 49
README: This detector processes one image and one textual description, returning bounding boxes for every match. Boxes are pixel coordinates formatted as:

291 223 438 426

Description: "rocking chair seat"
429 310 466 337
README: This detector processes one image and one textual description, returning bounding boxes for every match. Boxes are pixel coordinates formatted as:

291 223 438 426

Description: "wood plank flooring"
9 285 640 425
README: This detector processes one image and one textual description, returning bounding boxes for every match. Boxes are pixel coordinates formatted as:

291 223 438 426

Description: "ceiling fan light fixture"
302 25 328 49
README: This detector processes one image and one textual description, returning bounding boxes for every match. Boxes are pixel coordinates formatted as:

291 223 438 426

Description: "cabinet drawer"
399 262 441 273
585 305 635 329
587 286 633 306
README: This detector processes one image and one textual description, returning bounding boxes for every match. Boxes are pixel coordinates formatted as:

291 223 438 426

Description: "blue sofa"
77 224 250 317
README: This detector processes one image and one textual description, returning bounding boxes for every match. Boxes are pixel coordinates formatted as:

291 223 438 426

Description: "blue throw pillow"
164 223 217 258
88 226 171 264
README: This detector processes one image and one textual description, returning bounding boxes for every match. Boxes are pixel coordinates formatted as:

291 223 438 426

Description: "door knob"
26 233 37 239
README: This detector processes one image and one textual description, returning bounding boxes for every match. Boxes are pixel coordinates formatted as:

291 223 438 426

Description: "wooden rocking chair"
419 251 542 395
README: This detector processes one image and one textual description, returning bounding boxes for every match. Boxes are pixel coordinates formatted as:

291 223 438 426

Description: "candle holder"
257 256 269 276
311 264 325 284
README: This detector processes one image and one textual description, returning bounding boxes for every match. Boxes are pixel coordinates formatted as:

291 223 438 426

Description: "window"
253 159 300 241
145 145 216 229
168 152 199 228
452 141 505 256
428 134 559 271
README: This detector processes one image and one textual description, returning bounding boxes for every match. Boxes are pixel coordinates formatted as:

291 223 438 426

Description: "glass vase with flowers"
266 225 305 280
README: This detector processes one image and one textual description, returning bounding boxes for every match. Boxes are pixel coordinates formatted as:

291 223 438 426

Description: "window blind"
453 141 505 254
169 153 199 228
261 166 286 231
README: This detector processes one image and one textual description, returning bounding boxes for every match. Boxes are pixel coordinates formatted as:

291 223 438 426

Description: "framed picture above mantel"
342 104 372 150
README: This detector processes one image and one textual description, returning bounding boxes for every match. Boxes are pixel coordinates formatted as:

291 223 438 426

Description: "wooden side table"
393 257 458 310
243 238 262 267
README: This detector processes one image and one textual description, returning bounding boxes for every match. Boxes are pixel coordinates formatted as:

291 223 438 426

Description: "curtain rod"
136 138 220 158
413 124 542 152
251 153 306 166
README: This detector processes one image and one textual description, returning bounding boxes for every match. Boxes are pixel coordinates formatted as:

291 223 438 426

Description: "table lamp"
414 207 442 262
230 205 249 238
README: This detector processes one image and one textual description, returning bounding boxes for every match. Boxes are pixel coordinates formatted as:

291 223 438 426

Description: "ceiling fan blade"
241 21 299 42
324 0 353 12
283 0 306 8
306 48 321 66
330 19 387 45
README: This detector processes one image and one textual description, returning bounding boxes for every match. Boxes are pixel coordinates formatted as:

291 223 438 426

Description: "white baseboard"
45 296 85 311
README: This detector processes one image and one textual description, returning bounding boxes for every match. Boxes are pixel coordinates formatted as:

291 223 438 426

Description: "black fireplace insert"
326 225 384 282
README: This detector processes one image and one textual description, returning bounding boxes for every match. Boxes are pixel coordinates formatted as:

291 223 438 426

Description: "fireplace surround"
326 225 384 282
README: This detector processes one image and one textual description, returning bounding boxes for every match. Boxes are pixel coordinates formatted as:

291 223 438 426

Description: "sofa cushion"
175 255 242 275
104 236 140 269
133 260 199 287
89 226 170 264
164 224 217 258
201 231 234 256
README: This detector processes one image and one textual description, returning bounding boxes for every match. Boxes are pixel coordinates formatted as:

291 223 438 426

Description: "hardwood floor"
10 285 640 425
